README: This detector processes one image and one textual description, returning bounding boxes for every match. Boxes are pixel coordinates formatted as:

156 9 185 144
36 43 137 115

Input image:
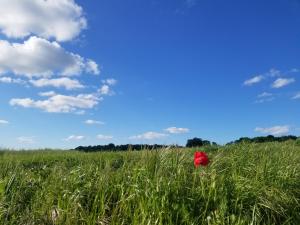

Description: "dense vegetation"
0 141 299 224
186 138 217 148
74 136 299 152
228 135 298 145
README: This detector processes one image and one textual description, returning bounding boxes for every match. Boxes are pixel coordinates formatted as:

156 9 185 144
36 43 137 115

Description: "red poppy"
194 151 209 167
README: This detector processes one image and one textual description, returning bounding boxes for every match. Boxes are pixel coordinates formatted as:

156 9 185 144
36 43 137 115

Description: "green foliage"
228 135 298 145
0 143 299 224
186 137 212 147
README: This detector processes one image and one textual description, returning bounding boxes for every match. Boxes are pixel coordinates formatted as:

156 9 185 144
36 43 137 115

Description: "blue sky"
0 0 299 149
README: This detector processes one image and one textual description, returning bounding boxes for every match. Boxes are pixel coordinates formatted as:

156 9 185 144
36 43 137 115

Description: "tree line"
226 135 298 145
74 135 299 152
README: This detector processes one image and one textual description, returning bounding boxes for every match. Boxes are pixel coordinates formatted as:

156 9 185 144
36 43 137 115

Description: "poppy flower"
194 151 209 167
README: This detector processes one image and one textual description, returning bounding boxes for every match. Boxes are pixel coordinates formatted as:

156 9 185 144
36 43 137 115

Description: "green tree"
186 138 204 147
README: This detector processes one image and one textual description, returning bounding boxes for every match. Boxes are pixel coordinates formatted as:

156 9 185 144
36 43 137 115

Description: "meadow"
0 142 299 225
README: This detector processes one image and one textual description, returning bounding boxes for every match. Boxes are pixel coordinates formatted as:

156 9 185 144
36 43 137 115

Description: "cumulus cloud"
10 93 101 113
272 78 295 88
0 1 113 116
0 0 86 42
0 36 99 78
255 125 290 136
96 134 113 140
243 75 264 86
30 77 84 90
17 136 35 144
0 120 9 124
85 119 104 125
165 127 190 134
129 132 168 140
64 135 85 141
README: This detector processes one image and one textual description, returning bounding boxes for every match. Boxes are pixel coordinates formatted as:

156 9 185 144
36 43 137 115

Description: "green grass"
0 142 299 225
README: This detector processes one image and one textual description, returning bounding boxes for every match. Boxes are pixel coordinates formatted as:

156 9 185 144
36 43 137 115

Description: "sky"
0 0 300 149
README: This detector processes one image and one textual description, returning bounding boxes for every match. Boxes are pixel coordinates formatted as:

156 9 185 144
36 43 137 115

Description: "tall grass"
0 142 299 224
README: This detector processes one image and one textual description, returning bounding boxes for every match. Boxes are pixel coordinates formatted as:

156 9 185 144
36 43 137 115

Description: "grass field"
0 142 299 225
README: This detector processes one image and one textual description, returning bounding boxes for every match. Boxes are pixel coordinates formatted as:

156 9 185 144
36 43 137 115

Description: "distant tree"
202 140 211 146
266 135 275 142
108 143 115 150
186 138 204 147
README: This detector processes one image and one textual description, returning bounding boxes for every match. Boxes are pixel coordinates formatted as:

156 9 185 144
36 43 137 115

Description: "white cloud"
98 85 115 96
268 68 281 77
292 92 300 100
103 78 117 86
129 132 168 140
98 79 117 95
165 127 190 134
0 0 86 42
257 92 273 98
0 36 99 78
30 77 84 90
255 98 274 104
17 136 35 144
96 134 113 140
255 125 290 136
38 91 56 97
272 78 295 88
255 92 274 103
0 76 26 84
85 119 104 125
244 75 264 86
0 120 9 124
64 135 85 141
99 85 110 95
10 93 101 113
86 60 100 75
